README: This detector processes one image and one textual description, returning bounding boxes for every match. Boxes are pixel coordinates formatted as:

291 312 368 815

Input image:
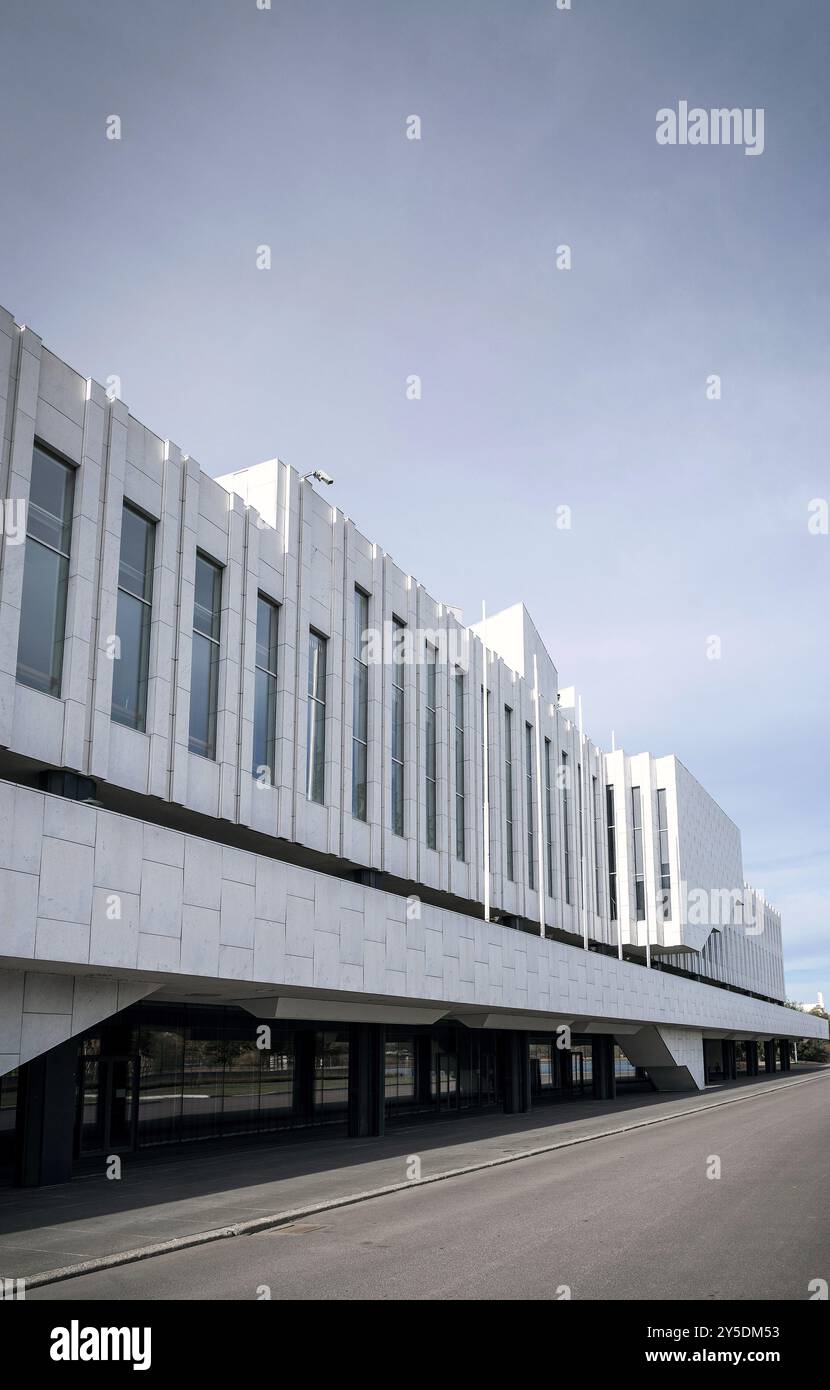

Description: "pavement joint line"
16 1071 829 1290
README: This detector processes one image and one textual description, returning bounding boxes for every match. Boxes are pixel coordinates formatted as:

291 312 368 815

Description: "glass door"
76 1055 137 1155
108 1057 137 1150
435 1050 458 1111
313 1031 350 1125
479 1044 498 1107
77 1056 105 1154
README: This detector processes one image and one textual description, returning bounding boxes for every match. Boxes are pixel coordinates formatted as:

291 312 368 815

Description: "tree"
785 1004 830 1064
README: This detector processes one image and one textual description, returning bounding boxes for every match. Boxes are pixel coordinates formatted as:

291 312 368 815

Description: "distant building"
797 992 826 1014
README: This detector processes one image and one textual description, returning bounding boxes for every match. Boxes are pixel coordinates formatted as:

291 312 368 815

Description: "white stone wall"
673 894 786 1001
601 749 787 1000
0 308 614 940
0 782 823 1077
0 305 791 1003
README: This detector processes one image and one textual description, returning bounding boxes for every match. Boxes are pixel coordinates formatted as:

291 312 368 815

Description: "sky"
1 0 827 1001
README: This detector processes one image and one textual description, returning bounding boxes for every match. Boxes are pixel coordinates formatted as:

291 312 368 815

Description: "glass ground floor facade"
703 1036 790 1084
67 1006 619 1162
528 1036 645 1099
2 1001 639 1183
2 1001 791 1187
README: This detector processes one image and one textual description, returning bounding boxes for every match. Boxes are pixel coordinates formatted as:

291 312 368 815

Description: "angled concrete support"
619 1025 705 1091
0 969 158 1078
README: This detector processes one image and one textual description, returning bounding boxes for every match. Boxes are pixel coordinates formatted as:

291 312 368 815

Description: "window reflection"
313 1031 349 1121
111 504 155 731
72 1007 349 1159
16 444 75 696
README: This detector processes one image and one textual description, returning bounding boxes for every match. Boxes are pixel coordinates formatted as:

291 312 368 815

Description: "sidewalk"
1 1066 827 1285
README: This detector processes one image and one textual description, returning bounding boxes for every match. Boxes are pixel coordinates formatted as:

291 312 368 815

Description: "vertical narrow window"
306 631 327 802
606 784 617 920
425 645 437 849
481 685 492 865
631 785 645 920
391 618 405 835
525 723 535 889
454 670 465 860
561 750 571 905
544 738 554 896
111 503 155 731
16 443 75 696
504 706 514 880
657 787 671 922
253 594 279 780
577 763 584 907
592 775 602 912
351 588 369 819
189 553 222 758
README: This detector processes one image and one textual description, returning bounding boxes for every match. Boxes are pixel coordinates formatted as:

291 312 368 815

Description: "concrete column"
501 1031 531 1114
592 1035 616 1101
347 1023 385 1138
778 1039 791 1072
745 1041 759 1076
14 1038 77 1187
763 1040 776 1073
721 1039 737 1081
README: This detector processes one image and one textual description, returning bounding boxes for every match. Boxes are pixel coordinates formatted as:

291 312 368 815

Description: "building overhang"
230 996 452 1026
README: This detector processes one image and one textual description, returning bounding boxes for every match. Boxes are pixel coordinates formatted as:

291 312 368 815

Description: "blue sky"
1 0 827 1000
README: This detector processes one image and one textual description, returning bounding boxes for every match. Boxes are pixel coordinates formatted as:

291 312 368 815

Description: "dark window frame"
252 592 279 781
111 500 156 733
15 440 76 698
351 587 370 821
188 551 223 760
306 628 328 803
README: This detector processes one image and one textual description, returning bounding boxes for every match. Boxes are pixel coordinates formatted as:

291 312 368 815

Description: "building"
797 993 826 1013
0 304 825 1186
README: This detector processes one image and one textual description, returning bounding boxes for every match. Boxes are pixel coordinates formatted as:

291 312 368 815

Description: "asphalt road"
32 1074 830 1301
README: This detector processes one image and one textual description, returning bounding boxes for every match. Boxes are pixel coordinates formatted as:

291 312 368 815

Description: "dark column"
293 1029 316 1125
558 1045 573 1091
778 1039 791 1072
721 1039 737 1081
501 1031 531 1114
347 1024 385 1138
763 1040 776 1073
745 1041 759 1077
415 1035 433 1107
592 1036 616 1101
14 1039 78 1187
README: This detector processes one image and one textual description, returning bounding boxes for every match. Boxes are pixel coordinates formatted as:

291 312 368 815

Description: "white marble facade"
0 304 825 1086
0 784 825 1077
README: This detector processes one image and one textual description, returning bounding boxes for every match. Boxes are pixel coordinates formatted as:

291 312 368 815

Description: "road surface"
32 1074 830 1300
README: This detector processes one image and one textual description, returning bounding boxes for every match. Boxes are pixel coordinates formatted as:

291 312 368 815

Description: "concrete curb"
21 1071 829 1290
